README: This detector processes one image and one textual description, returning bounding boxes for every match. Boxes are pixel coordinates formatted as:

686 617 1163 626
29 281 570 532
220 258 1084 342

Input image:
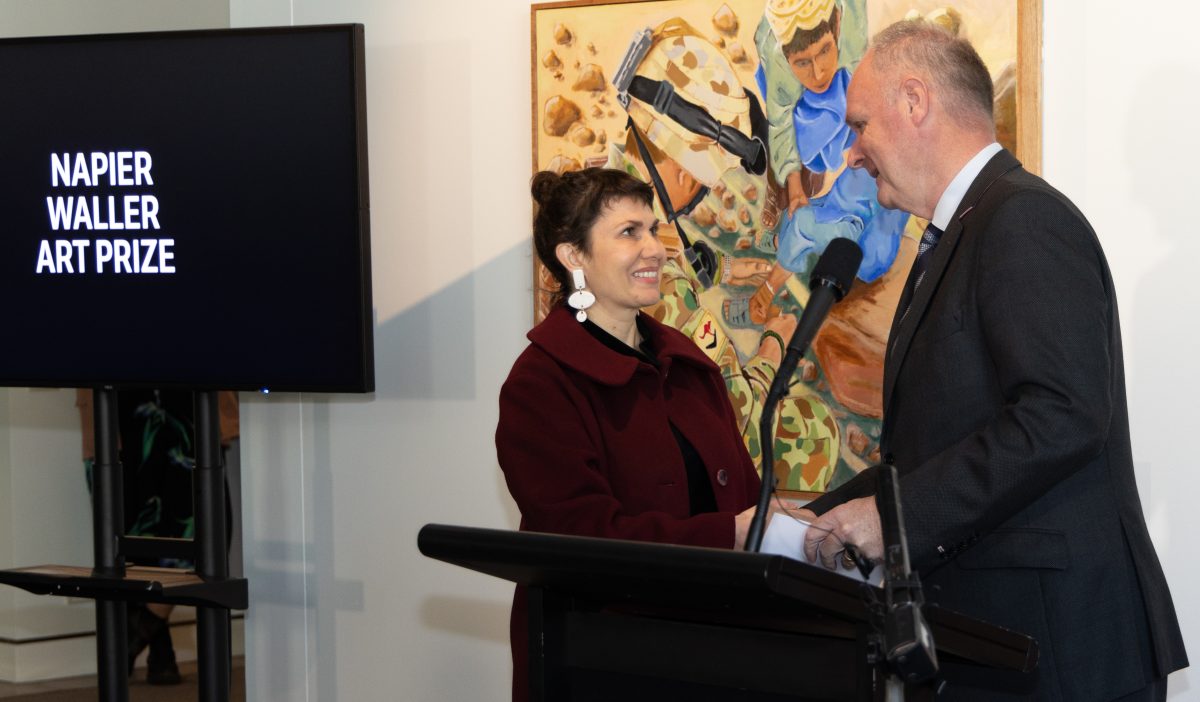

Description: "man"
797 20 1188 700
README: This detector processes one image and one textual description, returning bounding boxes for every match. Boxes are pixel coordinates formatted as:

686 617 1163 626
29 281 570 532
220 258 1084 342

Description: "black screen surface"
0 24 373 392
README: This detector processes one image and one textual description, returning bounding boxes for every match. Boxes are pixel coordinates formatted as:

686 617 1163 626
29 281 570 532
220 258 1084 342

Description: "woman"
496 167 765 700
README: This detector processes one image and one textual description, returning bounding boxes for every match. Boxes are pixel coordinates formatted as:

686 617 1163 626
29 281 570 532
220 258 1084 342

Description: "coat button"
716 469 729 486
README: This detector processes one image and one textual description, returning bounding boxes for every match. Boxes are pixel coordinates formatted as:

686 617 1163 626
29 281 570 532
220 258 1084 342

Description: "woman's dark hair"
531 167 654 304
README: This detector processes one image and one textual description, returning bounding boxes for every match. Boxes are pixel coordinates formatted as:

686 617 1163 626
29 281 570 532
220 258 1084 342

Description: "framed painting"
530 0 1042 497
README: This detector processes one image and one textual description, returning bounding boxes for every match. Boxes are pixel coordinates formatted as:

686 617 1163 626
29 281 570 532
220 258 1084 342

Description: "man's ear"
901 77 929 125
556 241 585 271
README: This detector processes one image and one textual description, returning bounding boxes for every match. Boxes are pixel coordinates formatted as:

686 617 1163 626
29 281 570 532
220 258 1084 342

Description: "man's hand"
784 505 817 523
802 496 883 570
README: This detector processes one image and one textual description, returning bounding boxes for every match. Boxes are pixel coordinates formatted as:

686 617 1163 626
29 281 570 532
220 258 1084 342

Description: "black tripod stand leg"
92 387 129 702
194 391 231 702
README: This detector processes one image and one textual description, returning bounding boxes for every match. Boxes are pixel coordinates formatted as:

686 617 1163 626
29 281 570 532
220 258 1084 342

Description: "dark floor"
0 657 245 701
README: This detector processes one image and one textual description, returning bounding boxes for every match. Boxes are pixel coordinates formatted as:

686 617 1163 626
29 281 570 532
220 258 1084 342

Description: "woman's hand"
734 505 759 550
734 501 805 550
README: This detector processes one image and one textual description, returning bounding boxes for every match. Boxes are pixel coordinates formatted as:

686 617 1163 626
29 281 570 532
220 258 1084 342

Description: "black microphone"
776 237 862 380
744 238 862 551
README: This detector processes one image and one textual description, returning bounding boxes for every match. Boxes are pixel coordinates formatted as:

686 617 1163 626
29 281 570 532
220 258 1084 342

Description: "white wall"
230 0 532 699
0 0 1196 698
0 0 226 36
0 389 92 680
1042 2 1200 698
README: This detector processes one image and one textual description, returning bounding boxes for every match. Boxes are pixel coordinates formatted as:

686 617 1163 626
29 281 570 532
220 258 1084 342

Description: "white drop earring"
567 268 595 322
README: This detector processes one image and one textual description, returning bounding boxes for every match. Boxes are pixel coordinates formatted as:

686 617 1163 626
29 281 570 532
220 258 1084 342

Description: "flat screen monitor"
0 24 373 392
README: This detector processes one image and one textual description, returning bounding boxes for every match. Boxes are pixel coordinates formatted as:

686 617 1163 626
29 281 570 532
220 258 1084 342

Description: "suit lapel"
882 218 965 413
882 149 1023 422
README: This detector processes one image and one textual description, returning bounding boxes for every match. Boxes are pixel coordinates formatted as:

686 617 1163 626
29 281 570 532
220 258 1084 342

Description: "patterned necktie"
896 222 944 327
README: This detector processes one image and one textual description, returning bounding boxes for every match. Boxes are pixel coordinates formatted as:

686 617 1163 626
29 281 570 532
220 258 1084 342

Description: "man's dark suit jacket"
808 149 1187 700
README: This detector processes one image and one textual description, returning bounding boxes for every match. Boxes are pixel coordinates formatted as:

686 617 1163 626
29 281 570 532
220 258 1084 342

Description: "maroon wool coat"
496 305 761 700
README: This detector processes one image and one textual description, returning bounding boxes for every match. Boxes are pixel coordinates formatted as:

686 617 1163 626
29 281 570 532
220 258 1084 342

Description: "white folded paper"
760 514 882 585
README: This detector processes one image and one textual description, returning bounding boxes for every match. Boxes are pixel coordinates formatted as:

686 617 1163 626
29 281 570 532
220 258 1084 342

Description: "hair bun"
530 171 562 207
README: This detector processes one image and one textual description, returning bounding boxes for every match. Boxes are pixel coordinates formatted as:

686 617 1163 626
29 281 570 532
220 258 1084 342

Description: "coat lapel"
882 218 964 414
882 149 1023 421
